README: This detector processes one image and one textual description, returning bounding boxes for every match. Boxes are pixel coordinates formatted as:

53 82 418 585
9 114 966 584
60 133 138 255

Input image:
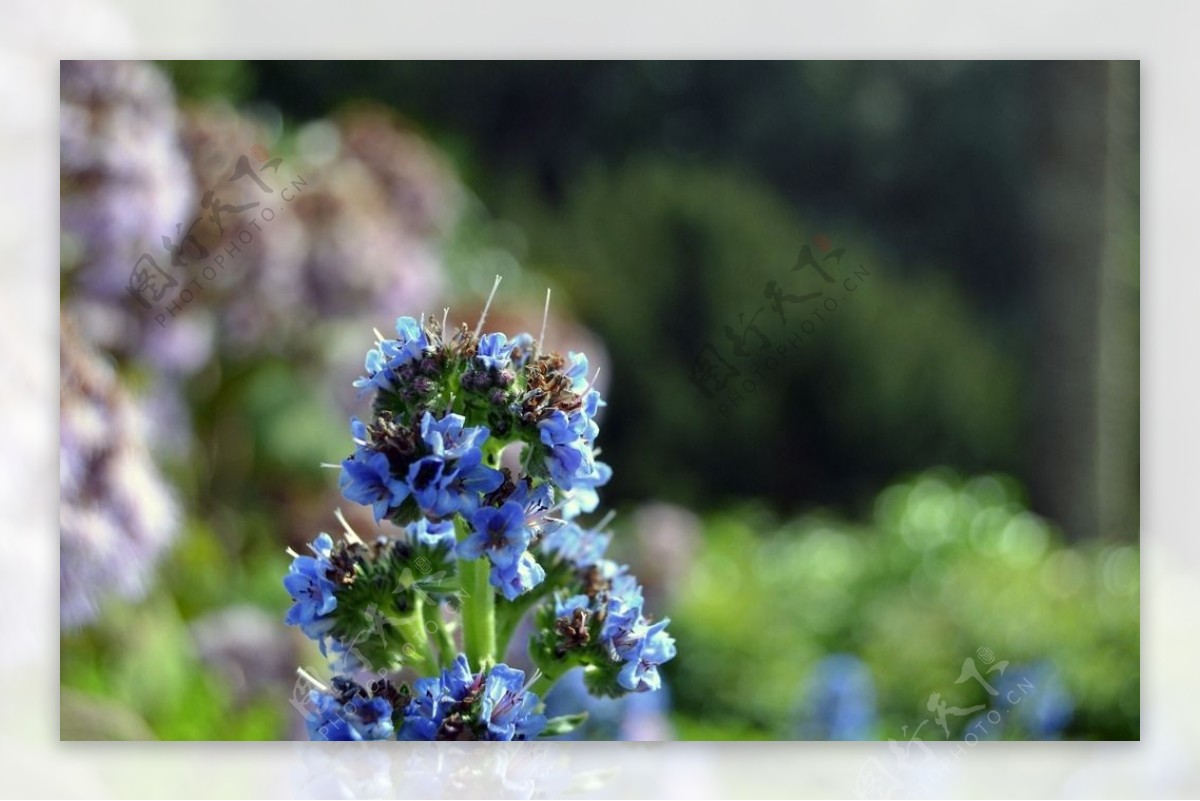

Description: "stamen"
285 547 301 558
536 287 551 357
579 366 602 397
473 274 503 340
521 668 542 695
334 508 364 545
319 462 343 469
373 327 387 347
296 667 329 694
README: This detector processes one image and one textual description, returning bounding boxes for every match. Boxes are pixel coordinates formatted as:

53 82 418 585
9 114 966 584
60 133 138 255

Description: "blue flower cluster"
554 570 676 694
340 411 503 523
400 655 546 741
539 519 612 569
538 521 677 695
286 307 676 740
536 356 610 496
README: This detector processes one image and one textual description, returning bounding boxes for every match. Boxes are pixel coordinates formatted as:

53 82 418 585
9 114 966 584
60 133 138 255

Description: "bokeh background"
59 60 1139 741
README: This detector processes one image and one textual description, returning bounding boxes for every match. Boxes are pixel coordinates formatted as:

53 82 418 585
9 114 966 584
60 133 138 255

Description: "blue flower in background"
475 332 515 371
994 662 1074 739
340 448 408 522
795 654 877 740
540 520 612 568
459 501 533 569
284 534 338 637
559 461 612 519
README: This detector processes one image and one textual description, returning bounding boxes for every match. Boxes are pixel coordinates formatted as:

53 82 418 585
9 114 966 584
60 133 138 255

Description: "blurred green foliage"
61 523 292 739
666 470 1138 739
497 160 1024 511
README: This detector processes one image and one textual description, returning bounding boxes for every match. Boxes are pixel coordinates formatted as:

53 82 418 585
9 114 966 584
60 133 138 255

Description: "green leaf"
540 711 589 738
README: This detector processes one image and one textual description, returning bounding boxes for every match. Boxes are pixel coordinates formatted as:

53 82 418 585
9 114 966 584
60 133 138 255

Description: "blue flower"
508 478 555 519
405 455 451 515
540 520 611 568
340 448 409 522
554 593 592 618
509 332 535 367
458 502 533 568
352 316 428 394
284 534 338 635
419 412 488 460
434 449 505 518
559 461 612 519
396 657 545 741
538 412 592 488
439 653 479 700
994 662 1074 739
407 518 456 550
617 619 676 693
387 316 429 363
564 351 590 393
475 332 515 371
796 654 877 740
491 550 547 600
398 676 444 740
306 688 395 741
352 347 394 394
480 663 546 740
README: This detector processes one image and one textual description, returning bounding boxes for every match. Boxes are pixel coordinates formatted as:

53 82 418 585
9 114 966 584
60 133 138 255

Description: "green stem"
455 519 496 669
494 587 545 658
428 602 457 668
395 602 438 676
